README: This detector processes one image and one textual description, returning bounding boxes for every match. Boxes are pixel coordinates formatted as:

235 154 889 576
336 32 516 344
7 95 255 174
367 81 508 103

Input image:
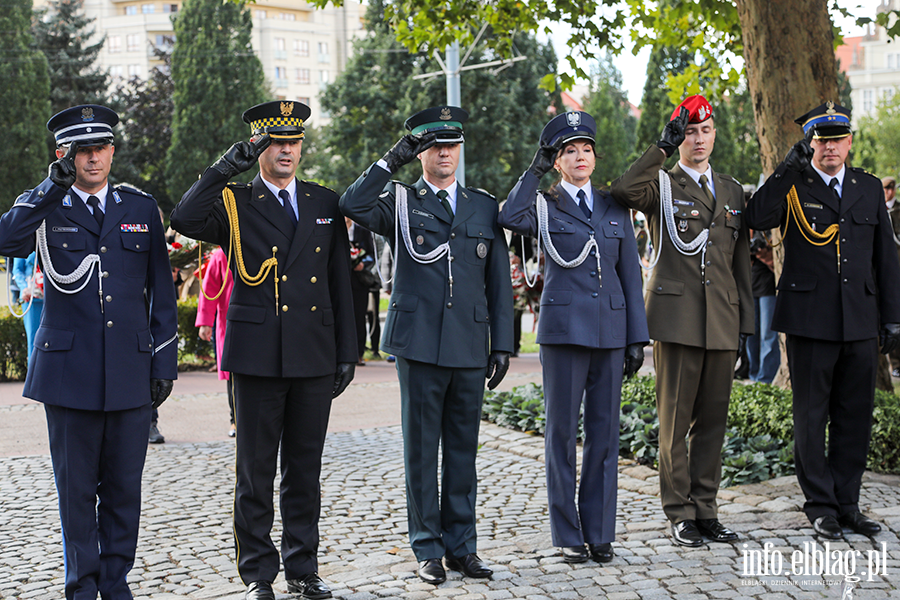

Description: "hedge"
483 375 900 486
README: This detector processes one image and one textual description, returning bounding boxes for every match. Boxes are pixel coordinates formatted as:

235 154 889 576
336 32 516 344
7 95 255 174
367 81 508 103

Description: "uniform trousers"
232 372 333 583
540 344 625 547
653 341 735 523
45 403 151 600
786 335 877 521
396 357 484 561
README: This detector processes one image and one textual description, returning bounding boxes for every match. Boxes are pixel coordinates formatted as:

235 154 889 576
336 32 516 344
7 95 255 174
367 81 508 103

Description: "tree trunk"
877 354 894 392
735 0 839 389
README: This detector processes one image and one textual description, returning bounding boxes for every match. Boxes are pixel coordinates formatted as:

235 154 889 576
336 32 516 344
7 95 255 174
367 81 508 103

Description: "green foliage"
166 0 268 202
303 0 560 197
0 306 29 382
726 382 794 441
482 382 546 434
176 296 214 361
0 0 51 211
868 389 900 473
711 84 762 186
632 45 693 165
853 92 900 179
581 54 637 187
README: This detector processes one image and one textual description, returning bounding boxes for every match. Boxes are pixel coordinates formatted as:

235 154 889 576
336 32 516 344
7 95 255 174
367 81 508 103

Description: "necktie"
577 189 591 220
437 189 453 219
830 178 841 199
87 195 103 229
279 189 297 229
699 174 716 205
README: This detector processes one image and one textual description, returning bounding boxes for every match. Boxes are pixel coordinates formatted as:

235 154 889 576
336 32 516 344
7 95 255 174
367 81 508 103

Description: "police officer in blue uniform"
339 107 514 585
499 112 649 564
171 100 356 600
0 104 178 600
746 102 900 539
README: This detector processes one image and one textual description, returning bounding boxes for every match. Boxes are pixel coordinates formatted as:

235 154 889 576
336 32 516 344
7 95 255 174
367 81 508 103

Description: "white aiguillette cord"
36 220 104 311
393 184 455 296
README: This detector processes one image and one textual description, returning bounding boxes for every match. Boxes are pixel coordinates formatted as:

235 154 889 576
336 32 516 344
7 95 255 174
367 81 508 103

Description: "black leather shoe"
418 558 446 584
671 520 704 547
696 519 739 542
839 511 882 536
286 573 332 599
588 543 614 563
445 553 492 578
245 581 275 600
561 545 589 563
813 515 844 540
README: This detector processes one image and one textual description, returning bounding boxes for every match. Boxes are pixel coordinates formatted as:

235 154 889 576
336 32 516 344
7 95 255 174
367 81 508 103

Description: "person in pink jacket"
195 246 236 437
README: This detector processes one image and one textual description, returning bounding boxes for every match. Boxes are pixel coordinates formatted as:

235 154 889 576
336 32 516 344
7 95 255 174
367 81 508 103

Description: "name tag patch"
316 218 333 225
803 202 823 210
120 224 149 232
412 209 434 219
52 226 78 232
673 199 694 206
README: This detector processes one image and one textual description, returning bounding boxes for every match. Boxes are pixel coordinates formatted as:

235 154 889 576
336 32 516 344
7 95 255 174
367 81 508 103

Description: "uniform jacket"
195 247 233 380
611 145 753 350
745 162 900 341
171 169 357 377
340 164 514 368
0 178 178 410
499 171 649 349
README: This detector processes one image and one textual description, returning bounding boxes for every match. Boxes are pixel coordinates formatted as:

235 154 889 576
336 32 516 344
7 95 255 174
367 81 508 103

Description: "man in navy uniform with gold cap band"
171 100 357 600
340 106 514 585
0 104 178 600
746 102 900 540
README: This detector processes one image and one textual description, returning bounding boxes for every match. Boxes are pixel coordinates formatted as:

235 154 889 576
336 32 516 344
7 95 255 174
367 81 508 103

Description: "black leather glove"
623 343 645 379
880 323 900 355
48 141 79 189
486 352 510 390
382 133 437 173
738 333 750 359
211 134 272 179
150 379 174 409
657 106 689 158
333 362 356 398
783 138 814 173
527 144 558 179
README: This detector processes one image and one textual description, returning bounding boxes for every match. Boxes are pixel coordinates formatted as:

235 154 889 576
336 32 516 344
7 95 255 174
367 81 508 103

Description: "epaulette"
850 166 880 181
723 174 741 186
300 179 336 194
14 190 33 205
115 183 152 197
467 186 496 200
391 180 415 192
225 181 252 189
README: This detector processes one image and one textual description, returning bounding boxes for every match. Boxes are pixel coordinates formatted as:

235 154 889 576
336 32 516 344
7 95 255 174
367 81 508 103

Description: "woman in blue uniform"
498 111 649 564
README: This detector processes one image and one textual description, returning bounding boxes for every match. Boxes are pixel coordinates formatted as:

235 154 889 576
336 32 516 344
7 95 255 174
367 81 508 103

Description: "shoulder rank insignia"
63 195 72 207
112 190 123 204
301 180 336 194
468 186 496 200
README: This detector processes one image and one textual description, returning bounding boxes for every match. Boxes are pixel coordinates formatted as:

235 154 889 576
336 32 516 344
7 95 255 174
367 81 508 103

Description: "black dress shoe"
445 553 492 578
696 519 739 542
245 581 275 600
588 543 614 563
671 520 704 547
560 545 589 563
813 515 844 540
286 573 332 599
418 558 446 584
839 511 882 536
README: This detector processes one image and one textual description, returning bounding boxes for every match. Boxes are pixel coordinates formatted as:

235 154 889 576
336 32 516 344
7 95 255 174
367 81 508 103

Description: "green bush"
176 296 214 362
0 306 28 381
726 382 794 441
869 389 900 473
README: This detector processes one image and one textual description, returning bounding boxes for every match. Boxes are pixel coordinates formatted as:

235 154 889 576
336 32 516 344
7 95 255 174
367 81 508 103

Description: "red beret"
670 95 714 123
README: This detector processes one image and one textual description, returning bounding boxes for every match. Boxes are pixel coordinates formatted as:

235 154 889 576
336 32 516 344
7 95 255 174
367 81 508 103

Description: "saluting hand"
382 133 437 173
211 134 272 179
657 107 688 158
486 352 510 390
48 141 79 189
527 143 559 179
783 138 814 173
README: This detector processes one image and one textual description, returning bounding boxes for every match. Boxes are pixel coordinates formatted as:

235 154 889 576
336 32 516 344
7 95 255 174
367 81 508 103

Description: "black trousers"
232 372 333 583
786 335 877 521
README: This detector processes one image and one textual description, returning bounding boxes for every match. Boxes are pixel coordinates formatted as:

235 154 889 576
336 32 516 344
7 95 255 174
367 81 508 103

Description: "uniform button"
706 261 712 266
549 298 554 302
392 302 397 307
590 271 597 277
309 276 316 283
135 244 140 249
62 243 68 248
450 232 456 239
282 275 288 281
560 226 565 231
105 295 112 302
44 342 49 348
657 286 662 291
479 232 483 236
282 305 289 312
419 223 425 227
102 271 109 278
591 292 598 298
446 302 452 308
449 256 454 262
708 241 714 246
589 231 594 235
841 238 847 243
613 230 618 235
100 246 107 253
590 250 596 256
791 283 796 288
843 279 848 283
315 246 321 253
310 306 317 311
106 321 113 328
710 223 716 228
38 191 44 197
706 280 711 285
272 246 278 253
840 218 845 223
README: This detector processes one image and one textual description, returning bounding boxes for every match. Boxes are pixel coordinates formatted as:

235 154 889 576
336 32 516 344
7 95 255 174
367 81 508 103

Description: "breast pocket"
46 235 86 273
723 213 741 253
852 210 877 249
409 217 440 252
465 223 494 265
547 219 579 254
602 223 624 258
120 232 150 278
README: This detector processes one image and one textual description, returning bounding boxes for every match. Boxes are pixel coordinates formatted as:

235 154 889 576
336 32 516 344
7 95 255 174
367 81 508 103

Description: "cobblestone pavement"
3 402 900 599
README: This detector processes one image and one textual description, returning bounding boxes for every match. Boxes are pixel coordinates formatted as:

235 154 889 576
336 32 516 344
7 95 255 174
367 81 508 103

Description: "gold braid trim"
198 186 279 309
772 184 841 269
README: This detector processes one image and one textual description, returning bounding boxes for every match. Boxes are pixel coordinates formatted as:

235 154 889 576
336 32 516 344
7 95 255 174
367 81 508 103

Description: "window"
142 4 154 13
280 12 295 20
884 87 895 101
125 5 137 15
296 68 310 84
298 97 310 106
275 66 288 88
889 54 896 70
318 42 329 63
255 9 266 18
863 89 874 112
109 65 124 80
295 40 309 57
108 36 122 53
274 37 286 60
128 64 142 79
319 69 329 85
163 4 178 13
126 34 140 52
155 35 174 51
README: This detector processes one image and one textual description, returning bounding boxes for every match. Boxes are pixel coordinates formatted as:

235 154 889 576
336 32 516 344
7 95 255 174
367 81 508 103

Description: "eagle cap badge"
566 111 581 126
280 102 294 117
81 107 94 121
826 100 836 115
439 107 452 121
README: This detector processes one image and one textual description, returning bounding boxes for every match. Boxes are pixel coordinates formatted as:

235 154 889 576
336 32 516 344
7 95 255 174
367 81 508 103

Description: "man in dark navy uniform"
746 102 900 540
0 105 178 600
340 107 514 585
170 101 356 600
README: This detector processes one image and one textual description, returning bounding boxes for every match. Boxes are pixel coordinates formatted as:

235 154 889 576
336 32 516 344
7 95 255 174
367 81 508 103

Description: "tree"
580 54 637 187
303 0 561 197
32 0 108 162
165 0 268 202
111 50 176 211
0 0 51 210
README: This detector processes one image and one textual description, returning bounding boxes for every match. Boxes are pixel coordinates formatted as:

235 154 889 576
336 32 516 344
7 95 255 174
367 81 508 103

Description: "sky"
546 0 886 106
